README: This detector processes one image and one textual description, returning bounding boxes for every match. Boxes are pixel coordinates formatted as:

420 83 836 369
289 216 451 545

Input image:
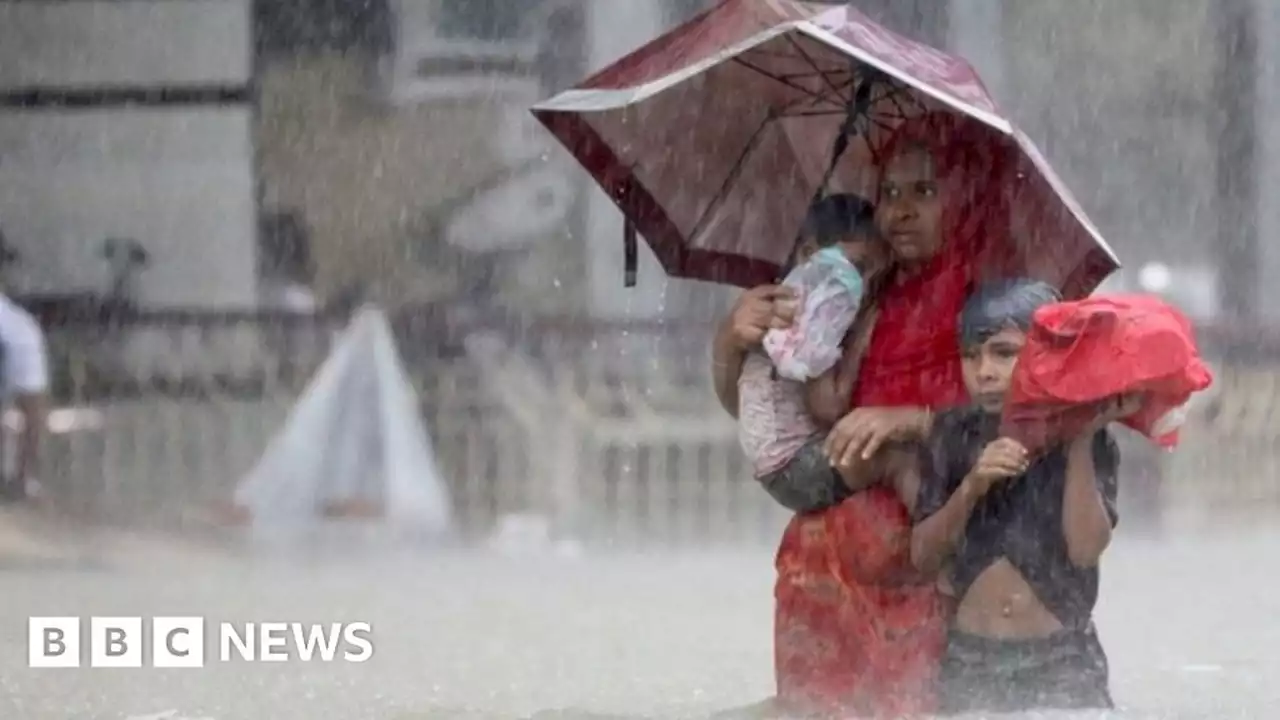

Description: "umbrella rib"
731 57 845 111
769 67 856 81
740 55 848 78
782 34 849 105
884 87 916 120
685 112 777 251
870 117 897 136
785 109 853 117
742 48 812 61
789 75 859 117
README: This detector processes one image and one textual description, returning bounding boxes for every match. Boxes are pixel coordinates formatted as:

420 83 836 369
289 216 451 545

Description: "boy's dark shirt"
915 407 1120 630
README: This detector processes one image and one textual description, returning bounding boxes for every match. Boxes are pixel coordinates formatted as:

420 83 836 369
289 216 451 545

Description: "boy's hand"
968 437 1029 493
1088 393 1144 432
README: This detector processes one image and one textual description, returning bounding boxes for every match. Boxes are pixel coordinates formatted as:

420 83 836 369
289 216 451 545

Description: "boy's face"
960 326 1026 413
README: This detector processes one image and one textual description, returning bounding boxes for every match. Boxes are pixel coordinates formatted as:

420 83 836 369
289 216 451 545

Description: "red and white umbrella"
532 0 1119 295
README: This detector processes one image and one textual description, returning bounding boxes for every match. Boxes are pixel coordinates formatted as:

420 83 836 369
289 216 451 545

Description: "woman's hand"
967 437 1029 494
823 406 931 469
721 284 797 351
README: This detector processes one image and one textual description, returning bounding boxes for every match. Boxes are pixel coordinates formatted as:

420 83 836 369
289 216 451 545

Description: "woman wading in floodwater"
713 111 1021 716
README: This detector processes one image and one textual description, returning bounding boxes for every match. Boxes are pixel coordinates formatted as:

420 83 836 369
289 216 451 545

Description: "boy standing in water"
911 278 1138 714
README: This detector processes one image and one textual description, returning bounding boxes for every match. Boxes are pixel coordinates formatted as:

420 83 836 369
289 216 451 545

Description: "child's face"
838 232 890 276
796 232 889 277
960 326 1026 413
795 237 822 263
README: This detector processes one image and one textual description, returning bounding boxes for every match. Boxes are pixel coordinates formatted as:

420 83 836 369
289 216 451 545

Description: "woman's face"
960 326 1026 413
876 145 945 263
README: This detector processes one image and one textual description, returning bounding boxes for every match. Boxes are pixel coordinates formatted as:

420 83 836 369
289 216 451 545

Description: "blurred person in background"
0 236 49 504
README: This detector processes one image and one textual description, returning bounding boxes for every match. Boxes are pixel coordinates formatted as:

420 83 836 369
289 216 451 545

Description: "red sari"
773 113 1016 717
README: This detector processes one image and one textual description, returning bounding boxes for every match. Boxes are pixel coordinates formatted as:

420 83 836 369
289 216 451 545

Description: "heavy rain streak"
0 1 1276 718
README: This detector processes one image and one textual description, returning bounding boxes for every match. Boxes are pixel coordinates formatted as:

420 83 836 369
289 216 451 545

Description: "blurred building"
254 0 741 322
1 0 1275 324
0 0 257 308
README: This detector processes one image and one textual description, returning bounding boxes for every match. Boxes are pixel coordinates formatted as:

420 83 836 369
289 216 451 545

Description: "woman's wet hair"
959 278 1062 347
801 193 877 248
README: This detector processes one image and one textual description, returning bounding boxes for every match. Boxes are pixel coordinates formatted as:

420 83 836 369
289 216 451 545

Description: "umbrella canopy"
532 0 1119 295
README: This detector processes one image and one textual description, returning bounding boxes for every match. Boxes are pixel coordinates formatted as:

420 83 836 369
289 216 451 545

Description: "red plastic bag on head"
1000 294 1213 454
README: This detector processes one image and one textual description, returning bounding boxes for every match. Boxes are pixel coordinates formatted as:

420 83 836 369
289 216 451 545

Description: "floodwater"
1 523 1277 720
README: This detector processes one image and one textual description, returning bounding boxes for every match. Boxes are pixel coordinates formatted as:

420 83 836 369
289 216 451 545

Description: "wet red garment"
773 112 1015 717
1000 294 1214 455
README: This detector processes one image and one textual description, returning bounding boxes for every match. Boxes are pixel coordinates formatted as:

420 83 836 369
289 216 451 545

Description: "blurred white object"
1096 263 1220 321
0 293 48 397
281 285 317 313
1138 262 1173 293
232 305 453 537
1150 402 1189 438
3 407 102 434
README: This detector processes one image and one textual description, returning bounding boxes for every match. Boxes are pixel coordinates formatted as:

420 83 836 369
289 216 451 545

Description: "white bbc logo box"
29 617 373 667
29 617 205 668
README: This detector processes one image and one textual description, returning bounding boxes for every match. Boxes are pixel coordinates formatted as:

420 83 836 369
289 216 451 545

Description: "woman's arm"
1061 432 1119 568
824 406 934 468
711 322 747 418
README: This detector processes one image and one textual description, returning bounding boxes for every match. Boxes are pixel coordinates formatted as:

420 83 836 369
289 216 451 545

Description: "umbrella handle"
781 66 883 278
624 219 638 287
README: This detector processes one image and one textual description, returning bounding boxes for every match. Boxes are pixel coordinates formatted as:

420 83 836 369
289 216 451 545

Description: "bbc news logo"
28 617 374 668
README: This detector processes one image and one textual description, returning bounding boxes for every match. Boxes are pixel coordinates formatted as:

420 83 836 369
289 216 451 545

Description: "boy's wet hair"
959 278 1062 347
800 193 877 248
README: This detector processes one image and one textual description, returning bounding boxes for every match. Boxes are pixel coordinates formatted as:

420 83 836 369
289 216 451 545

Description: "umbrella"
531 0 1119 295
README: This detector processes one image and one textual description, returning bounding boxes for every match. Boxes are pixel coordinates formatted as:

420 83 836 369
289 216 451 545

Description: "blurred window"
255 0 392 58
437 0 536 42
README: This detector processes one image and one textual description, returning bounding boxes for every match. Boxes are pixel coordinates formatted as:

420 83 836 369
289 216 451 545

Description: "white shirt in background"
0 293 49 397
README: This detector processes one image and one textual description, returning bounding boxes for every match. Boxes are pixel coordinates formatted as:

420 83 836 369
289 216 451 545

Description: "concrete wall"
0 0 257 308
1256 0 1280 322
0 0 249 88
0 110 258 307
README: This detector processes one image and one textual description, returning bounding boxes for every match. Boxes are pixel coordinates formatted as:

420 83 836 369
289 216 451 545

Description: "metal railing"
21 308 1280 545
1156 324 1280 528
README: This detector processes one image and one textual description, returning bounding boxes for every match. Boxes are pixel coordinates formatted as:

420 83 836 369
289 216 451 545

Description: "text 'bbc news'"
28 617 374 668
